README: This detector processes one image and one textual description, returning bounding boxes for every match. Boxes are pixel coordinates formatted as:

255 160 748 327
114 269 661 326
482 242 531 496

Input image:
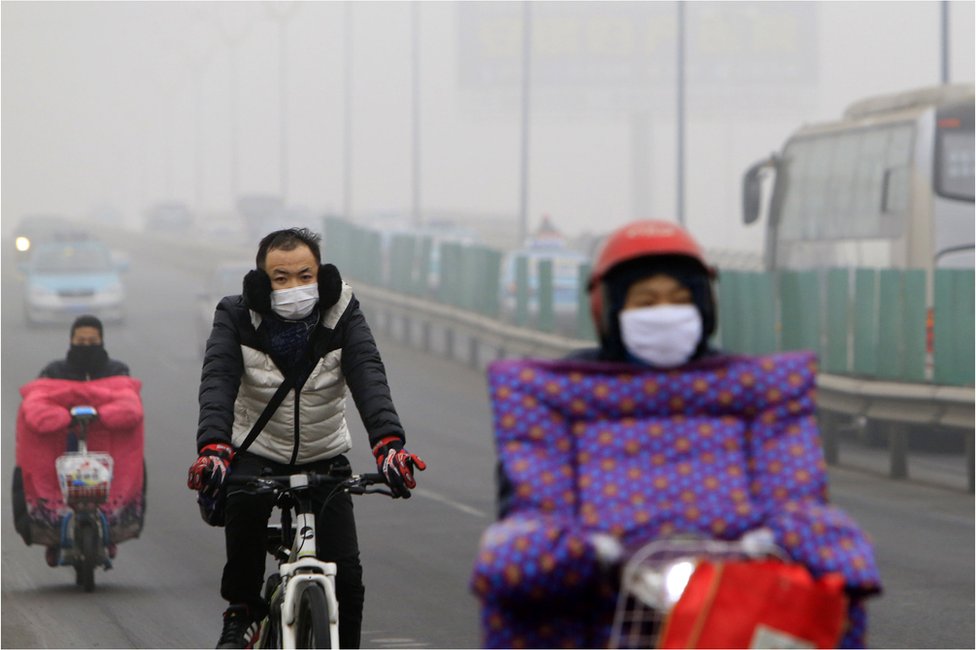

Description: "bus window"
936 130 975 201
881 124 914 223
779 123 913 242
826 131 859 235
852 129 888 236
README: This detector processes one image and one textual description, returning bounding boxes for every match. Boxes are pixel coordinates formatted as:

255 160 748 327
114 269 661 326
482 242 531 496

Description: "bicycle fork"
278 508 340 649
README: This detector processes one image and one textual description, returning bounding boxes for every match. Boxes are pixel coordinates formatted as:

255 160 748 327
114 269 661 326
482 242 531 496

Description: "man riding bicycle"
188 228 426 649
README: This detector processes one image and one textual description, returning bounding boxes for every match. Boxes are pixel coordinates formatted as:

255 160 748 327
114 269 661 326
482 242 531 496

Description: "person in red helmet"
493 219 718 517
573 219 718 365
474 219 880 649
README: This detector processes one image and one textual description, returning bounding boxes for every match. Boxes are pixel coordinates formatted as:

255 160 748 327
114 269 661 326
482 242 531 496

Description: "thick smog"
2 3 973 649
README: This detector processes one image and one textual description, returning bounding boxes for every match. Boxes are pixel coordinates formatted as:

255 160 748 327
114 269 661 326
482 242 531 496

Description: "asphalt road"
2 242 973 649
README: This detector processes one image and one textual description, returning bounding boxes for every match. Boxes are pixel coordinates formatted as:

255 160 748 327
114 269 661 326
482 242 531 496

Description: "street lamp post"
518 1 532 247
344 2 353 221
265 2 301 203
216 7 254 205
676 1 686 227
412 2 422 228
941 0 950 84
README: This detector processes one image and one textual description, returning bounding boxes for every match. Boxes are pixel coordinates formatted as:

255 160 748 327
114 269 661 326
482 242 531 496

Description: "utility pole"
518 1 532 246
941 0 950 84
412 2 422 228
265 2 301 203
344 2 353 221
216 6 254 205
676 1 686 226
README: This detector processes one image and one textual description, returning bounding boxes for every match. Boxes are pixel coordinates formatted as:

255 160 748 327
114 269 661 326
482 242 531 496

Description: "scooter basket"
56 452 114 508
610 537 846 650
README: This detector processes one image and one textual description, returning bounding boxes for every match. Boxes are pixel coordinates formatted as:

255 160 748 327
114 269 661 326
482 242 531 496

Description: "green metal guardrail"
88 220 975 490
325 217 974 389
716 268 973 388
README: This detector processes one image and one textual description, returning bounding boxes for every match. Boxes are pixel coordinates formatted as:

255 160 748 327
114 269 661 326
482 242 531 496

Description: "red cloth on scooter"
16 376 146 545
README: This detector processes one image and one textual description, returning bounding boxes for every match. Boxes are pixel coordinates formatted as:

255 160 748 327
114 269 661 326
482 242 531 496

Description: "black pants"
221 452 365 649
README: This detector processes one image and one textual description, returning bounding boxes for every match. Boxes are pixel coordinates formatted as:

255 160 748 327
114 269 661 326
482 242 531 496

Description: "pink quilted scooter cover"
16 376 146 546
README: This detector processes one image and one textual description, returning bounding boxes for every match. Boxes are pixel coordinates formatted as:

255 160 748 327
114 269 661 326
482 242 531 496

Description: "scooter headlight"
629 557 699 611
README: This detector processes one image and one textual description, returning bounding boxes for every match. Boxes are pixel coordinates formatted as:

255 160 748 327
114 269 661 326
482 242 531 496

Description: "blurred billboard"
458 1 818 116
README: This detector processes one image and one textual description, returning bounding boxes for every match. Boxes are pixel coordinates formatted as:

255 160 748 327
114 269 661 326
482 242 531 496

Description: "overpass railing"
94 220 974 491
323 217 974 492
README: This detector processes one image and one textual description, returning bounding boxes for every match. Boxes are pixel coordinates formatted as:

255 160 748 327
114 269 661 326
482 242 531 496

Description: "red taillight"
938 117 961 128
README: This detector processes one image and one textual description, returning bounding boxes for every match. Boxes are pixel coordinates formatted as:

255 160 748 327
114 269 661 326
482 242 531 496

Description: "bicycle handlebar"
226 471 394 498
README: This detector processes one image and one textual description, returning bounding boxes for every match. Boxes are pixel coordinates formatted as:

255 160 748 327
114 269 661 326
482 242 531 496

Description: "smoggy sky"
2 1 974 252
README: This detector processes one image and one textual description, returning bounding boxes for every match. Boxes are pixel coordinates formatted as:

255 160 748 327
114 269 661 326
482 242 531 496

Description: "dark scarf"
261 310 320 374
66 344 110 375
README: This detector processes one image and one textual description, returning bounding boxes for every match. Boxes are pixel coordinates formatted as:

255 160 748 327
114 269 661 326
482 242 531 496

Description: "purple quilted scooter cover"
471 351 881 649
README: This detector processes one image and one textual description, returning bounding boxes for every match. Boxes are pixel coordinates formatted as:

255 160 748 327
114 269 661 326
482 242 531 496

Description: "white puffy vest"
230 284 353 465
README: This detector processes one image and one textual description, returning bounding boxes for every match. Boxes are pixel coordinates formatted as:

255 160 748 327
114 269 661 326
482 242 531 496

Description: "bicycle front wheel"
295 582 331 649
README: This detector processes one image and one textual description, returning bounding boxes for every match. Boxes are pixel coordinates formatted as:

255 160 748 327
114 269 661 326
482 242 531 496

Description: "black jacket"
39 358 130 381
196 283 405 462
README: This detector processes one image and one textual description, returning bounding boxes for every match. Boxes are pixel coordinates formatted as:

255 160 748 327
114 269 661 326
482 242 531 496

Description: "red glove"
187 442 234 496
372 436 427 499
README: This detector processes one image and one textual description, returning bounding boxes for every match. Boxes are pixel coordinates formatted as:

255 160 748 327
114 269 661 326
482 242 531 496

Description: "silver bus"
743 83 974 273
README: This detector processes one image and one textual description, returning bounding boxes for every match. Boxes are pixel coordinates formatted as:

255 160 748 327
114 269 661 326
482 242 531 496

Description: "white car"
23 240 126 325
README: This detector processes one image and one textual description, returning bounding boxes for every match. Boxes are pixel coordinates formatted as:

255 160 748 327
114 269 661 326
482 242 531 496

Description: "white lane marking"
371 639 428 644
412 487 489 519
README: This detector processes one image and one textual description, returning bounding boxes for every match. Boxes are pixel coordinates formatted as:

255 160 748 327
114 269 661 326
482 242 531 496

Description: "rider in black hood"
39 315 129 380
18 314 131 567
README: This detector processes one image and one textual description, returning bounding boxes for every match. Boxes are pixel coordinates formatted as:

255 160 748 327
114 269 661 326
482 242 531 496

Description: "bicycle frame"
233 471 391 650
276 474 340 649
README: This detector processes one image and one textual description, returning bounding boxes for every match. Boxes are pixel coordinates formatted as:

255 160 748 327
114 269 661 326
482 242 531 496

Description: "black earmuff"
242 268 272 314
318 264 343 309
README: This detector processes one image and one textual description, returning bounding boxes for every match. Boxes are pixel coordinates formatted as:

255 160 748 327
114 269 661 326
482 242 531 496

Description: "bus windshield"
776 123 914 242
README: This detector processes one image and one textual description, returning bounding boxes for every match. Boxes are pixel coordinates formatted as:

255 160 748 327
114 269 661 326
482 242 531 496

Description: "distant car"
12 214 88 262
196 261 253 355
23 240 126 325
86 203 126 230
195 214 250 249
145 201 193 233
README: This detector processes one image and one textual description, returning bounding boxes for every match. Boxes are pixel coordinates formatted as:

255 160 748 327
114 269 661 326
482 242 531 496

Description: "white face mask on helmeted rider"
619 304 703 368
270 283 319 320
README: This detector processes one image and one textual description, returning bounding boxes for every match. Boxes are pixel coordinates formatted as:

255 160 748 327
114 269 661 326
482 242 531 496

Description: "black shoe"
216 605 257 649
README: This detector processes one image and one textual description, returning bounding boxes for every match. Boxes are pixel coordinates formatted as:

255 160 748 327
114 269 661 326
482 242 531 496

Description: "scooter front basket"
56 452 114 508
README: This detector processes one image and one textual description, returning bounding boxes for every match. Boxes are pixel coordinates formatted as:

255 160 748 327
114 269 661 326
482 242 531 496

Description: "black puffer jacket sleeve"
340 296 406 449
196 296 245 450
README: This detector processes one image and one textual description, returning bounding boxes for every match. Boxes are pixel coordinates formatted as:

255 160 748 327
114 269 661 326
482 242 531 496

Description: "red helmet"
588 220 714 333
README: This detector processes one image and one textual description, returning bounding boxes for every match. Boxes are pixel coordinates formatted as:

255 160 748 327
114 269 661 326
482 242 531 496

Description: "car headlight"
15 236 30 252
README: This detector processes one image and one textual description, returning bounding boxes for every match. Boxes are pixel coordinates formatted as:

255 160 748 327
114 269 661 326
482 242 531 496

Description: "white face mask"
271 283 319 320
619 304 703 368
